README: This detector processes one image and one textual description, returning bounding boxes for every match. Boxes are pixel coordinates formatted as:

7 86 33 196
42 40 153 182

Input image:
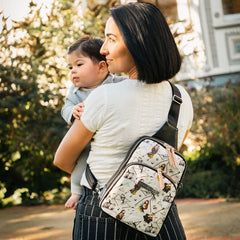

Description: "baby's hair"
67 36 106 63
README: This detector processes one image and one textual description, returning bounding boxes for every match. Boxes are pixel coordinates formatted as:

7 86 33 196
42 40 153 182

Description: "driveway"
0 198 240 240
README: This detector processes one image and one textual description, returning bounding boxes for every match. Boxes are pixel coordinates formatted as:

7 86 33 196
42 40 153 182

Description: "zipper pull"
166 145 174 167
157 168 165 190
166 145 178 168
170 147 178 168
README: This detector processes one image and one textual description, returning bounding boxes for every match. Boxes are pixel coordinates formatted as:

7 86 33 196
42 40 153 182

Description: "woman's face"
100 17 135 74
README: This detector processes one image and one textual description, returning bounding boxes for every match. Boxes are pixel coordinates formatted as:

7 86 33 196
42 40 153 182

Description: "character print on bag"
102 199 116 210
130 179 142 195
100 137 186 237
145 223 158 235
143 213 153 223
138 200 149 212
147 145 160 158
116 210 125 220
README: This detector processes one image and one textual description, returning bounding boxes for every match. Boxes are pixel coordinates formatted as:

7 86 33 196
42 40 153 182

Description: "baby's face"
67 51 103 89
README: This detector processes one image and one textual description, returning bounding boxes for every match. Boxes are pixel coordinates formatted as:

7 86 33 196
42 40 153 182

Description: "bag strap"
152 81 182 148
167 82 182 129
86 81 182 190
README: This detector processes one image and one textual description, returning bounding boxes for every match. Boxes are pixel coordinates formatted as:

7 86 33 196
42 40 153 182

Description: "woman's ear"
99 60 108 72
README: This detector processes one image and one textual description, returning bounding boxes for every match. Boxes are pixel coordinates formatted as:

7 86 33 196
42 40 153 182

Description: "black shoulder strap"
152 81 182 148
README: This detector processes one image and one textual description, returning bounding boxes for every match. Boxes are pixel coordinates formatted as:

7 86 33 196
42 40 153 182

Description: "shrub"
178 80 240 199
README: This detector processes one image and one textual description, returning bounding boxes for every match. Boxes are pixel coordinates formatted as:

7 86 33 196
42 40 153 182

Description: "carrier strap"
152 82 182 148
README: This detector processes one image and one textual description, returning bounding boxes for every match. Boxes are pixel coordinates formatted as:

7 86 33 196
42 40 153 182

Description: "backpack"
86 82 186 237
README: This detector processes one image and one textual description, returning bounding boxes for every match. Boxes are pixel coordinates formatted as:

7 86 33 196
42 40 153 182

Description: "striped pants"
73 187 186 240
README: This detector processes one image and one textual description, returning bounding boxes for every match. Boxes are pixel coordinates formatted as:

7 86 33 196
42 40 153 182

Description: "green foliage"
189 81 240 169
1 0 239 206
0 0 108 207
178 151 240 198
82 5 108 37
178 170 235 199
178 81 240 199
1 186 71 207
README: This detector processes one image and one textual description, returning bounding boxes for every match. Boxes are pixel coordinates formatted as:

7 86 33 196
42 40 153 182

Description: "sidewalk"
177 199 240 240
0 198 240 240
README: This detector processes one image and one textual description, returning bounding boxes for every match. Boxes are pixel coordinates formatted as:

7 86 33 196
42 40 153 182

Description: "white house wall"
206 0 240 74
117 0 240 81
176 0 239 81
175 0 208 81
179 0 240 80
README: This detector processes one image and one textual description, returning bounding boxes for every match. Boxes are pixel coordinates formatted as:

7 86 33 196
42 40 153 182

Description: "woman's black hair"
110 2 181 83
67 36 106 63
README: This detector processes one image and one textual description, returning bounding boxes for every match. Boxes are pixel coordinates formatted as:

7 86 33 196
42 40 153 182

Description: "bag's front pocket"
100 163 177 237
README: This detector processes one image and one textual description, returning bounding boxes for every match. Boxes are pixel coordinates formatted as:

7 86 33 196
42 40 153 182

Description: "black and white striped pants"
73 187 186 240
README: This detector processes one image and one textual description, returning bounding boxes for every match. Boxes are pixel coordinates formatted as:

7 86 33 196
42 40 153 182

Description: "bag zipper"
99 162 177 205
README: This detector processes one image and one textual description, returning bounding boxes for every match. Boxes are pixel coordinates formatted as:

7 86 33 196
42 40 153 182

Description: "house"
119 0 240 88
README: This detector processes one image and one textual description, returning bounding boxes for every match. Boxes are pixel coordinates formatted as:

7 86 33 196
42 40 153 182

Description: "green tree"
0 0 112 207
179 82 240 198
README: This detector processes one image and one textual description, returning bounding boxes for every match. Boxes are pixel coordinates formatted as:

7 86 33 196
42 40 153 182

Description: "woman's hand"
53 119 94 174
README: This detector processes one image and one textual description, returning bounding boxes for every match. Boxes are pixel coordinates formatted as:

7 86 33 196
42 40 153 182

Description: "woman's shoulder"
84 79 133 105
175 84 194 123
93 79 137 94
175 84 192 105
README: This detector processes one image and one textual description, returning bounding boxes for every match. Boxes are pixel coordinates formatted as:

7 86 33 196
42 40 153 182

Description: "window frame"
210 0 240 28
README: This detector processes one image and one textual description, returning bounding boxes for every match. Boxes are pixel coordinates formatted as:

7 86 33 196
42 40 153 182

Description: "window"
222 0 240 15
211 0 240 27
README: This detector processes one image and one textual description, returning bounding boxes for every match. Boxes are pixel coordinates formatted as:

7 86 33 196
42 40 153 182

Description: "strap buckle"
94 184 103 196
173 94 182 105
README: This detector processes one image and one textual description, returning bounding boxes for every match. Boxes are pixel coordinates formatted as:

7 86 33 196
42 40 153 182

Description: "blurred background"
0 0 240 208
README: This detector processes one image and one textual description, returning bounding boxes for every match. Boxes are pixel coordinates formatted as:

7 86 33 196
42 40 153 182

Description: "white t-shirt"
81 79 193 188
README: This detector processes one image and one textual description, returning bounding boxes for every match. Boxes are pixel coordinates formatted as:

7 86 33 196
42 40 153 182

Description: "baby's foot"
65 193 80 209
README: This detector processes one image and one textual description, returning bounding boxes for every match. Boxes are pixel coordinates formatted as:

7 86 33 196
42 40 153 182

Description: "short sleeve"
177 84 194 129
182 86 193 129
81 85 107 133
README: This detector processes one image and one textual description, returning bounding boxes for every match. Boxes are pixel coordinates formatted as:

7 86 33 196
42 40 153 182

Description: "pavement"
176 199 240 240
0 198 240 240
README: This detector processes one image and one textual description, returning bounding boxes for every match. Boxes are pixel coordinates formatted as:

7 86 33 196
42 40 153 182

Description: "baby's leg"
65 145 89 209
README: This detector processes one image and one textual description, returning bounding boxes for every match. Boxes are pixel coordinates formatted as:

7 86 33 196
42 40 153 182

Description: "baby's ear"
99 60 108 72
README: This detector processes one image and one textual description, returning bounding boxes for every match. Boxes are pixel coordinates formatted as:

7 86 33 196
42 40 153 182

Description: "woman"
54 2 193 239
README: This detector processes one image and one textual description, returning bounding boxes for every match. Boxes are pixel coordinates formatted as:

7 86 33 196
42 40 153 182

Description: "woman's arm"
53 119 94 174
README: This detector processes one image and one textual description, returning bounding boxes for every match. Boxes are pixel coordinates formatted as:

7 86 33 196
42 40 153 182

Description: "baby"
62 36 126 209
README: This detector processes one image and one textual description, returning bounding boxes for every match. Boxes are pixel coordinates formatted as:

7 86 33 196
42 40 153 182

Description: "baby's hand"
72 102 85 120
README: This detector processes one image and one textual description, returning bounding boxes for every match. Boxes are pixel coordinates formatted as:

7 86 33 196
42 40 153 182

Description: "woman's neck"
129 66 138 79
